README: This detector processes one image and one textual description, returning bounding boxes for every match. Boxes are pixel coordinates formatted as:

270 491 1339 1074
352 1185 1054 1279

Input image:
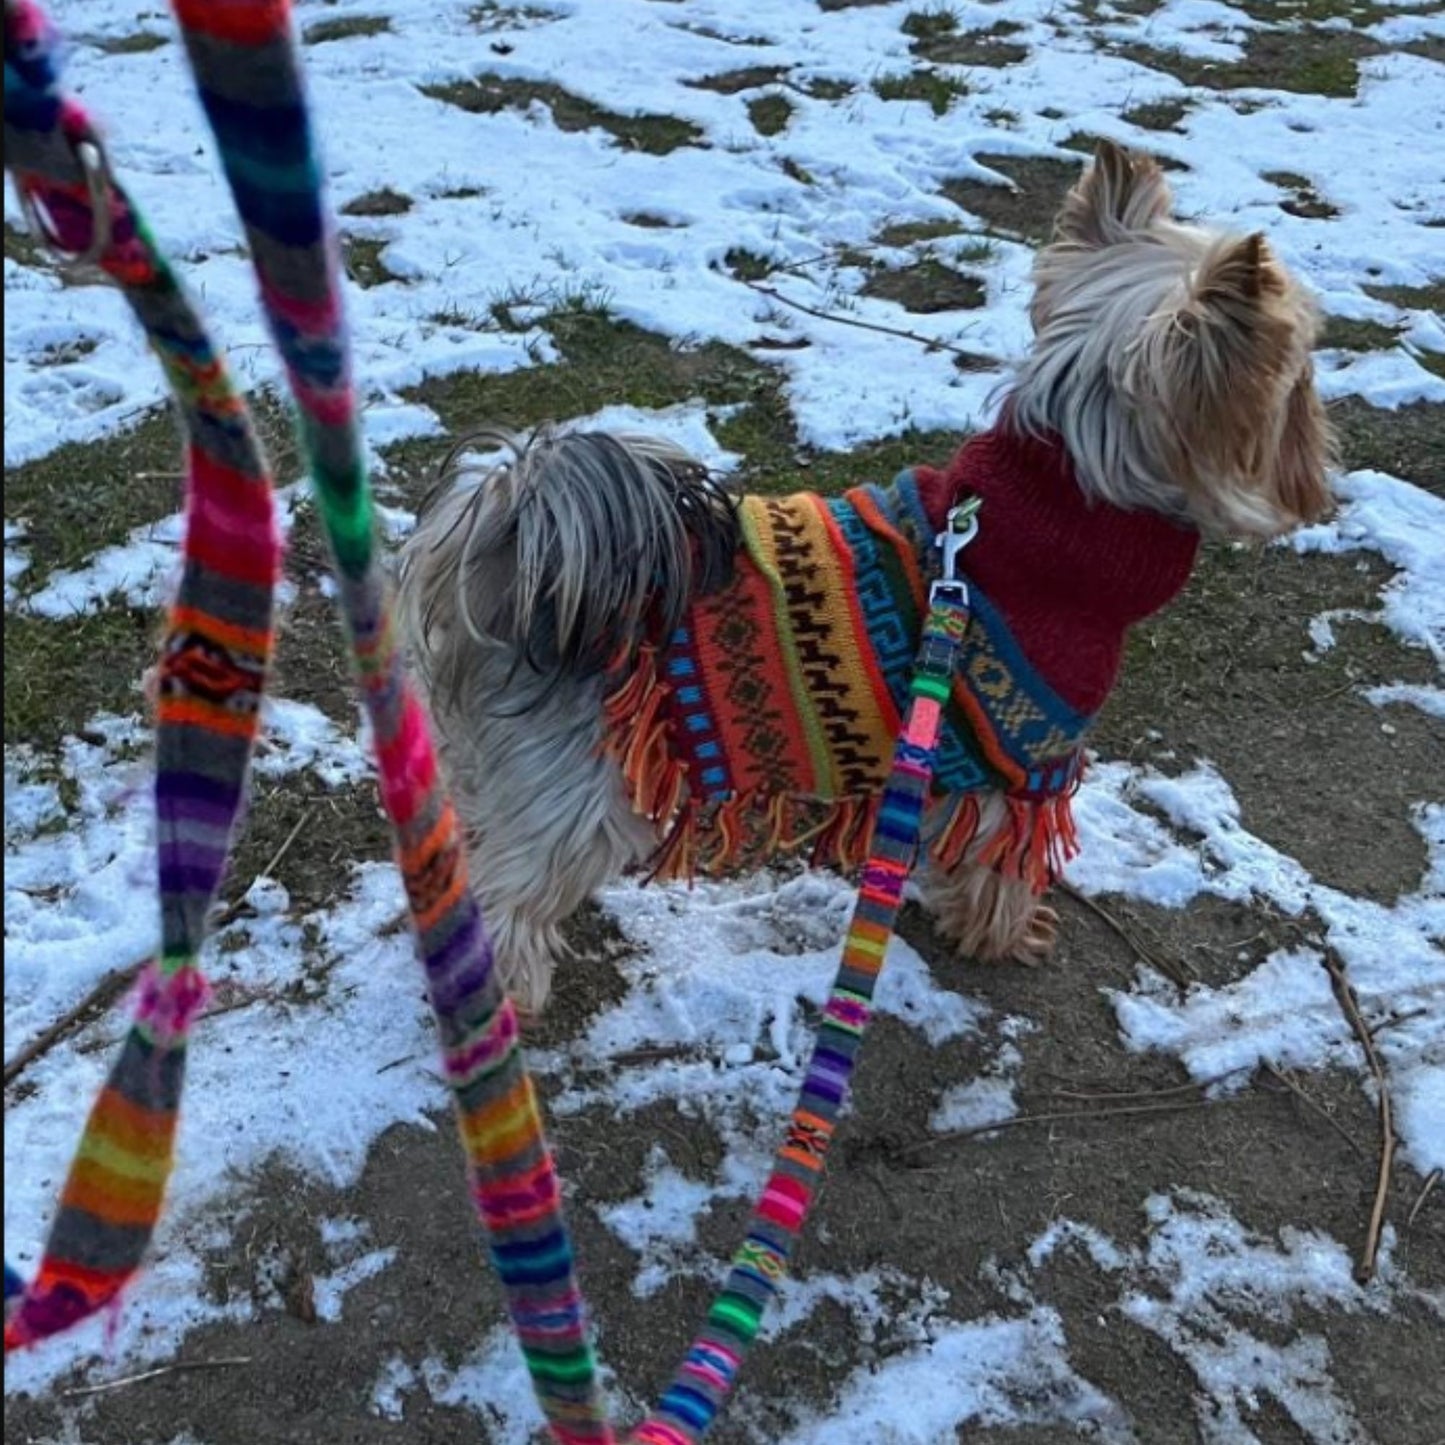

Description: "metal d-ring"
17 133 115 272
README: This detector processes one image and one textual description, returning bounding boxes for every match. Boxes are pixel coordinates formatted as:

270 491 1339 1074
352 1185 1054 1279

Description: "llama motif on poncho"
603 469 1093 889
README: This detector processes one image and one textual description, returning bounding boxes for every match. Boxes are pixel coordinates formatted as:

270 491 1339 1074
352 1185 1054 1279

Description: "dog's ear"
1272 364 1335 525
1055 140 1172 246
1192 231 1287 305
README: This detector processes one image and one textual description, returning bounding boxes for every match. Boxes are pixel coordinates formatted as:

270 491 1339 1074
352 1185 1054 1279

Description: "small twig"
608 1044 702 1069
198 990 278 1025
1048 1070 1247 1103
742 279 987 362
8 811 316 1085
210 808 313 932
1407 1169 1440 1228
902 1095 1241 1160
1369 1006 1428 1037
377 1052 423 1076
61 1356 251 1398
1058 883 1193 988
1261 1062 1366 1160
1321 951 1396 1284
4 961 146 1088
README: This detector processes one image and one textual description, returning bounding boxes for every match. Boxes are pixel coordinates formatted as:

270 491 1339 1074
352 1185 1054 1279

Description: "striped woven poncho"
605 465 1093 890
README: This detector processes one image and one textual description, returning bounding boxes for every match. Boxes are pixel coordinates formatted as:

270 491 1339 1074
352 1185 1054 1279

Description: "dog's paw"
1009 904 1059 966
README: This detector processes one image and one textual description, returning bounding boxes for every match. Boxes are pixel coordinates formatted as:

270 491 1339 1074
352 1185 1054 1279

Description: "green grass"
1319 317 1405 352
801 77 856 101
687 66 790 95
747 94 794 137
1262 171 1339 219
89 31 168 54
1362 281 1445 312
1121 98 1192 132
1413 349 1445 382
423 76 703 155
340 189 414 218
341 236 403 288
4 609 156 749
1119 28 1376 98
875 218 965 248
469 2 561 29
904 14 1027 66
3 399 299 594
860 258 986 314
723 248 776 282
303 15 392 44
872 69 968 117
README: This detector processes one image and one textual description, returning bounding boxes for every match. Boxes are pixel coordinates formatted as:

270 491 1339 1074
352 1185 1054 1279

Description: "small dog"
398 142 1333 1016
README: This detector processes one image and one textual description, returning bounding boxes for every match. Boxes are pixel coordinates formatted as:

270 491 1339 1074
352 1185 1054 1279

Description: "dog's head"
1009 140 1334 538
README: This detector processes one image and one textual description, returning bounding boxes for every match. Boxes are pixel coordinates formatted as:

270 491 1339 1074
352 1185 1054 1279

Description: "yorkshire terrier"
398 142 1334 1017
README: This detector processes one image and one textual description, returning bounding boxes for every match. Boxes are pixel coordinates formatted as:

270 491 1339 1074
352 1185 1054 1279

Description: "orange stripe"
414 872 467 934
167 606 273 657
461 1077 539 1158
88 1088 176 1157
62 1164 165 1229
156 697 260 739
780 1148 825 1172
404 806 456 870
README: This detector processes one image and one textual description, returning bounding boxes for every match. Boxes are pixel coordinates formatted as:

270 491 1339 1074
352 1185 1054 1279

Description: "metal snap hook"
17 133 115 273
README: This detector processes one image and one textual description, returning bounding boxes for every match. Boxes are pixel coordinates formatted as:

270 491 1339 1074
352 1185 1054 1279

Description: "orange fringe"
603 646 1083 892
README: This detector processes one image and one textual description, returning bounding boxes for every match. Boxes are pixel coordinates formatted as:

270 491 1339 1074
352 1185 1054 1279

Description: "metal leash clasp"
930 497 981 605
17 133 115 276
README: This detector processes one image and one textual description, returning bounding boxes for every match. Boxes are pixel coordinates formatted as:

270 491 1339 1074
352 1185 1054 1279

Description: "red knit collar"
913 424 1201 714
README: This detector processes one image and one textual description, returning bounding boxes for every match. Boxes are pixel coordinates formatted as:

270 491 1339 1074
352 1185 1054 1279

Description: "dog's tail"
398 423 739 712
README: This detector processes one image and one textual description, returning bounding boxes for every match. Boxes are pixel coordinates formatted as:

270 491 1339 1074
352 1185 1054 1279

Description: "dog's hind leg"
436 668 658 1017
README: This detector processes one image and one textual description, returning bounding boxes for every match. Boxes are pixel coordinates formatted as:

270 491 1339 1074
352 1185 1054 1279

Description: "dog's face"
1014 141 1334 538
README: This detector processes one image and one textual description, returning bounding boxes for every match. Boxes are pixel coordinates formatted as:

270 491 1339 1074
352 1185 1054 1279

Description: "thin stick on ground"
3 961 145 1088
1406 1168 1439 1229
1321 950 1397 1284
1262 1062 1367 1160
5 809 314 1087
60 1357 252 1398
1047 1069 1247 1102
1058 882 1193 988
901 1094 1248 1160
741 278 991 363
209 807 313 931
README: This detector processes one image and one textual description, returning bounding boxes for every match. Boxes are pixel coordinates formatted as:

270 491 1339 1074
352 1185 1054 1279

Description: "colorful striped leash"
4 0 283 1345
628 538 975 1444
2 3 979 1438
3 5 611 1435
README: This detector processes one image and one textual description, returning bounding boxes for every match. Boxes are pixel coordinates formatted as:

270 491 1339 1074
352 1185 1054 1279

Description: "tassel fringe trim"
602 645 1081 894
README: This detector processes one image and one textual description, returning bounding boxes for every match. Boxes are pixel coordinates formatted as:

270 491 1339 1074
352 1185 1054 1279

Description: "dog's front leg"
918 790 1059 966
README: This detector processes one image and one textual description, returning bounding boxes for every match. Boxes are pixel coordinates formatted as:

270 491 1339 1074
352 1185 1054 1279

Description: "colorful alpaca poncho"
605 425 1201 890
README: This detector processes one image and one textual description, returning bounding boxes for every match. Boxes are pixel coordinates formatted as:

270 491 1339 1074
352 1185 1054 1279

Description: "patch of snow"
1290 470 1445 659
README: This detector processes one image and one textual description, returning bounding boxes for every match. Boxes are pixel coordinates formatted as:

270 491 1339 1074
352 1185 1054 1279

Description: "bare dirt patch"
422 76 704 155
941 153 1081 245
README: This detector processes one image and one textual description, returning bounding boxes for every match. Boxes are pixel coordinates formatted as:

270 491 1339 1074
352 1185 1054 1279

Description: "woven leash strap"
2 4 610 1433
628 592 969 1444
4 0 281 1346
2 3 974 1439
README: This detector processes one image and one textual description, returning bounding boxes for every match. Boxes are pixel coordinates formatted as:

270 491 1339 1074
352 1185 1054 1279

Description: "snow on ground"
5 0 1443 1439
5 0 1443 467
